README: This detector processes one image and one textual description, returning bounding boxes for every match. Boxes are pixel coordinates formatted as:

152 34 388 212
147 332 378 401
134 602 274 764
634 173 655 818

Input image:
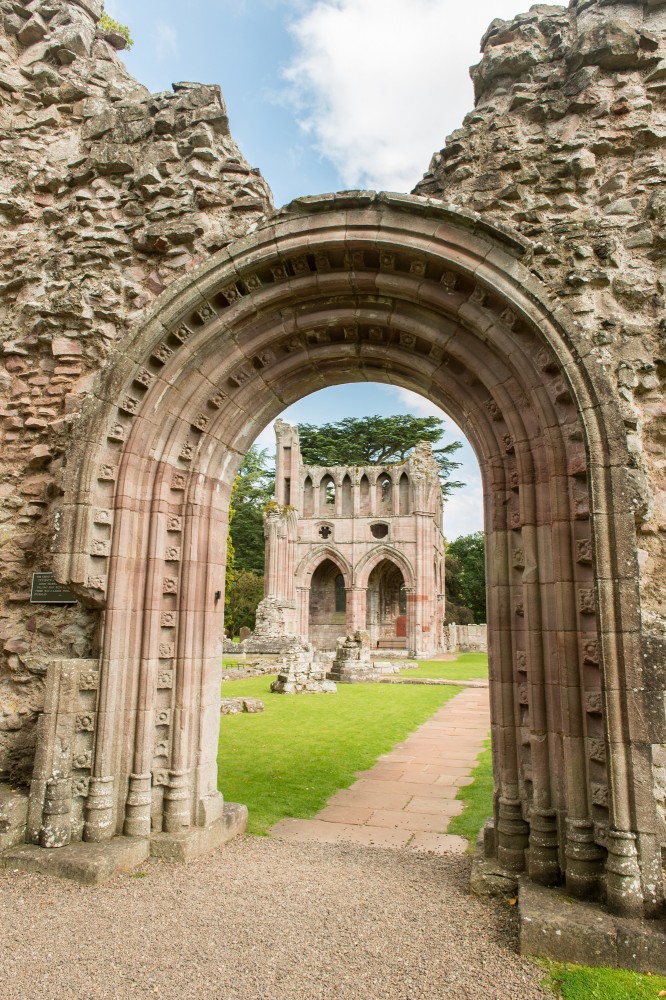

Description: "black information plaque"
30 572 77 605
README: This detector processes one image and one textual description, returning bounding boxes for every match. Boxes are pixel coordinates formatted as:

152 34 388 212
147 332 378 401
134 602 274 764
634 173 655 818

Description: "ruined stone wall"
416 0 666 834
417 0 665 622
0 0 272 782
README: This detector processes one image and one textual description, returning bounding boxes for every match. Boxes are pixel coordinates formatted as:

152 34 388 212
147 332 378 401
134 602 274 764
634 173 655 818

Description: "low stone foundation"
2 802 249 883
443 624 487 653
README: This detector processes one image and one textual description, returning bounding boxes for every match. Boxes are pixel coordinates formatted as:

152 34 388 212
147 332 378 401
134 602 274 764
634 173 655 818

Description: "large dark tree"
225 570 265 635
297 415 464 496
445 532 486 624
228 445 274 575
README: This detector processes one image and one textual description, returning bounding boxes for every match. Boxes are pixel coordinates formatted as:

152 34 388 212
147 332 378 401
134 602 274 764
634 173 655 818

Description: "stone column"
297 586 310 641
404 587 417 658
264 510 281 599
366 587 380 648
346 587 367 634
352 476 361 516
412 511 433 657
84 490 152 843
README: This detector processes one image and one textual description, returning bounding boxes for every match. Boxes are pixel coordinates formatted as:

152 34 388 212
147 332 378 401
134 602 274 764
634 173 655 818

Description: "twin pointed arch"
43 192 657 919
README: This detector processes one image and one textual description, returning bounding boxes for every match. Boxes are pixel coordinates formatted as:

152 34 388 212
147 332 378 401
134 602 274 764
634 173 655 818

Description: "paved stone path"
272 686 490 853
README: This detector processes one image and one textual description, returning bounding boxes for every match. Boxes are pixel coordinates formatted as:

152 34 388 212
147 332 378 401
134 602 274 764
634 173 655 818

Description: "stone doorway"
309 559 347 651
366 559 407 651
30 192 659 921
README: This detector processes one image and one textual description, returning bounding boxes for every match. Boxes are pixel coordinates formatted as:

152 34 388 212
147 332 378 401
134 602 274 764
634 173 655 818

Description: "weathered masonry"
0 0 664 967
256 420 445 657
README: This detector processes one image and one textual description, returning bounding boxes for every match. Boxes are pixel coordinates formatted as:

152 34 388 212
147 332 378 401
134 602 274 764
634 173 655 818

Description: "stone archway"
36 191 657 919
364 559 408 652
308 558 347 651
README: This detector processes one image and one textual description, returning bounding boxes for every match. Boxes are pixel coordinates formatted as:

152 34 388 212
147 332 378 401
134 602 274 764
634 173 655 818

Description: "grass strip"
400 652 489 681
218 675 462 835
543 961 666 999
446 738 493 849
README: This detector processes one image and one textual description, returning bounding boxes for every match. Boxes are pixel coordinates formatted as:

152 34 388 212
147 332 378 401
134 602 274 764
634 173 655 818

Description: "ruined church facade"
259 420 445 658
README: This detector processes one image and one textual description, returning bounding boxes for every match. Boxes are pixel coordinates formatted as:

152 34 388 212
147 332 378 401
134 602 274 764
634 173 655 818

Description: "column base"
150 802 248 862
518 879 666 975
1 803 248 883
1 835 149 886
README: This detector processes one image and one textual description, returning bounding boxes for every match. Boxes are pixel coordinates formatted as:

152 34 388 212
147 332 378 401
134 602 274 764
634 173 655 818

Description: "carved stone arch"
295 545 353 590
353 545 416 591
41 192 655 920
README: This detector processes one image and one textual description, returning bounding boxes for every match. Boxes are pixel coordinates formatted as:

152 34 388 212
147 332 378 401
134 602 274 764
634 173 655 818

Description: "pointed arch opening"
303 475 314 517
398 472 410 515
309 558 347 651
365 559 407 650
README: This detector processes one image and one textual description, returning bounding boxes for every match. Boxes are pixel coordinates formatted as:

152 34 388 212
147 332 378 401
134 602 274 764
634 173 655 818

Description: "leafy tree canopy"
298 415 464 496
445 532 486 624
229 446 274 575
99 12 134 49
225 570 265 636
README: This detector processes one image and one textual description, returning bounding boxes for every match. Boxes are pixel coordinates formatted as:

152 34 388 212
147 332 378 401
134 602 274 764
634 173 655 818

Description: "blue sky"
104 0 530 536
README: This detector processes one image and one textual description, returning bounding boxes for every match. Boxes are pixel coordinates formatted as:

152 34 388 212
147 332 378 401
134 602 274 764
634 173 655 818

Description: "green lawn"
544 963 666 999
446 738 493 849
400 652 489 681
217 674 461 835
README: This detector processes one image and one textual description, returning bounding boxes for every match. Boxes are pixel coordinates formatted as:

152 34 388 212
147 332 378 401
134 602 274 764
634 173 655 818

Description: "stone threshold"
519 879 666 976
1 802 247 885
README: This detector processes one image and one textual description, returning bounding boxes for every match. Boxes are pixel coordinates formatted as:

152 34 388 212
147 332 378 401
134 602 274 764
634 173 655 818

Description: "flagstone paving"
271 686 490 853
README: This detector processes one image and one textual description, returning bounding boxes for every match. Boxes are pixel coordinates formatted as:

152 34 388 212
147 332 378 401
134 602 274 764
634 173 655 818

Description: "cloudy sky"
104 0 529 535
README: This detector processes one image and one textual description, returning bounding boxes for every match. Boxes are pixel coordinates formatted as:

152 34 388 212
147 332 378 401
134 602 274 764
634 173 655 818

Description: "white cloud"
283 0 529 192
442 475 484 541
155 21 178 59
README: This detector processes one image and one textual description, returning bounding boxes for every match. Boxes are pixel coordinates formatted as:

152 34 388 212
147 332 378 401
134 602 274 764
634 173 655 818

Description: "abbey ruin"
250 419 446 658
0 0 664 971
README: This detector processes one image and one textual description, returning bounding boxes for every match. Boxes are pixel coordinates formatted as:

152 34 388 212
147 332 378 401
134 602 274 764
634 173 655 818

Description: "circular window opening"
318 525 332 540
371 523 389 539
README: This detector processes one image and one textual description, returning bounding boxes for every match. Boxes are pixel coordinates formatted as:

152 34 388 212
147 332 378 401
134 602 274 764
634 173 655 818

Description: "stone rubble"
326 631 407 683
220 697 264 715
270 640 337 694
